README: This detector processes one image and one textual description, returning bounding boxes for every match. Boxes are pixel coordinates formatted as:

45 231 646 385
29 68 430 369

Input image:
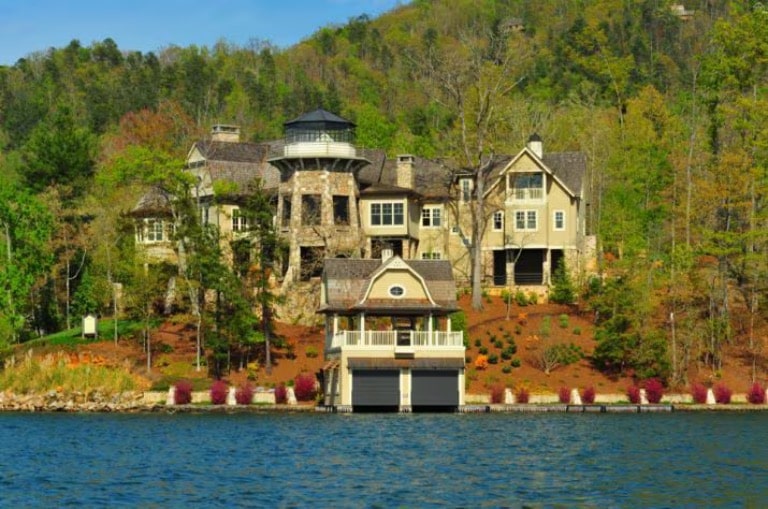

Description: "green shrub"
501 289 512 304
488 353 499 364
479 346 488 355
510 358 521 368
515 290 528 306
502 365 512 374
550 258 576 304
305 346 318 358
527 292 538 304
539 316 552 338
474 338 482 347
572 326 582 335
450 311 469 348
558 314 569 328
493 339 503 349
514 324 522 335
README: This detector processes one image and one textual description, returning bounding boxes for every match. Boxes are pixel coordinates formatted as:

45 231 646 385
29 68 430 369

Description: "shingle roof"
543 152 586 198
285 108 355 127
130 186 173 216
194 140 269 163
321 257 458 314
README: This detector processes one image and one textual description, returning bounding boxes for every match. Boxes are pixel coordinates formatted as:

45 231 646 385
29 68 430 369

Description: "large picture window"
370 202 404 226
510 172 544 201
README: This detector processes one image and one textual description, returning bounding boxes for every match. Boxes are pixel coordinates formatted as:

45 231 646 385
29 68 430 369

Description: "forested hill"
2 0 768 385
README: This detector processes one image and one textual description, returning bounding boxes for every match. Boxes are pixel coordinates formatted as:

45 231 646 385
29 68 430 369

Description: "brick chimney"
396 154 415 189
211 124 241 143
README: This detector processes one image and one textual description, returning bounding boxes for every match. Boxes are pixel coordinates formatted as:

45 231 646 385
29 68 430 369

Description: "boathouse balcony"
328 330 464 353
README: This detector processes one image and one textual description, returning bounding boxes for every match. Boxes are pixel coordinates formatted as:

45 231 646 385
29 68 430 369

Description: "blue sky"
0 0 406 65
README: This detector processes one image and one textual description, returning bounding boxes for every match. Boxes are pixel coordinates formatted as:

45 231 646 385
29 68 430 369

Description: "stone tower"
268 109 370 282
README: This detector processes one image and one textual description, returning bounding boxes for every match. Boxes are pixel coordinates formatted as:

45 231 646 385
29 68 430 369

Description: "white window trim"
369 200 405 227
508 172 545 203
421 205 443 228
421 251 442 260
492 211 504 232
459 178 473 203
232 208 248 232
514 210 538 232
388 284 406 298
553 210 565 231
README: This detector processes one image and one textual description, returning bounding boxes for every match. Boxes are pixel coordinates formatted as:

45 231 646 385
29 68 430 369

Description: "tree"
549 258 576 305
0 175 54 344
21 106 95 200
408 24 531 310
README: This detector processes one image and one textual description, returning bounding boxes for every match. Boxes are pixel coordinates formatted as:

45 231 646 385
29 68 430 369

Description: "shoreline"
2 390 768 413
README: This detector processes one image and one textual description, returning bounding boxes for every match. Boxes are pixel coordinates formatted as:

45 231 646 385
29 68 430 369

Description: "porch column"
359 312 365 346
427 313 433 345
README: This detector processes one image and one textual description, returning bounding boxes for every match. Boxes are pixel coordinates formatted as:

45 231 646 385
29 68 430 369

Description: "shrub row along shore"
2 390 768 413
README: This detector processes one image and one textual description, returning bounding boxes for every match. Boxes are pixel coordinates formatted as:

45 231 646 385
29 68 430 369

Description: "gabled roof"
486 147 585 199
320 257 458 314
189 139 281 194
130 186 173 217
357 152 453 200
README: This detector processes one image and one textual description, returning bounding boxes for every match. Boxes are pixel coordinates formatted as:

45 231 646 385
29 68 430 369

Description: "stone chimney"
211 124 241 143
527 133 543 158
396 154 415 189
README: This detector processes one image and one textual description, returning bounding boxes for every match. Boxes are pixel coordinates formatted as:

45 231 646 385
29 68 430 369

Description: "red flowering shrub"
274 384 287 404
210 380 228 405
174 380 193 405
580 386 596 404
690 382 708 404
558 386 571 404
627 385 641 404
644 378 664 404
294 373 317 402
515 386 530 404
490 384 505 404
714 383 732 404
747 382 766 404
235 383 254 405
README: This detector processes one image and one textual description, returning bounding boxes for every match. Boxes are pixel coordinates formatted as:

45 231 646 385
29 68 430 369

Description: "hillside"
36 294 759 398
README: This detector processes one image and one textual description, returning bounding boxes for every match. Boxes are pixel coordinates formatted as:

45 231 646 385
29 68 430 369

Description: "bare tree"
408 27 531 309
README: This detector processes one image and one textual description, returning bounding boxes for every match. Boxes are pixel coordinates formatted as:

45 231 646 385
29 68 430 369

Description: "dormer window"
459 178 473 202
509 172 544 201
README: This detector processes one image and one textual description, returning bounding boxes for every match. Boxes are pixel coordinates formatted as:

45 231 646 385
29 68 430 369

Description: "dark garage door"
352 370 400 407
412 370 459 407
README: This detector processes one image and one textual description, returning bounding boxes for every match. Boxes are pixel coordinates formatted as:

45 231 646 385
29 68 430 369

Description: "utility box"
82 314 98 339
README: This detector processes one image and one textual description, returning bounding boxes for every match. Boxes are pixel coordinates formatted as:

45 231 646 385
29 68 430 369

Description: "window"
200 206 209 225
333 196 349 225
451 225 460 235
554 210 565 231
232 208 248 232
421 251 441 260
389 285 405 298
514 210 538 231
421 206 442 228
281 196 291 227
509 172 544 201
459 178 473 202
302 194 321 225
492 211 504 231
147 219 165 242
370 202 404 226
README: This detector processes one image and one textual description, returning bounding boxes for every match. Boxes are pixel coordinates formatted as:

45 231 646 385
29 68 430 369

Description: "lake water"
0 412 766 507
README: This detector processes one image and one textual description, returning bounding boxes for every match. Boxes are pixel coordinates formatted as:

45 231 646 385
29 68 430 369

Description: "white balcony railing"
284 141 357 158
329 330 464 350
513 188 543 201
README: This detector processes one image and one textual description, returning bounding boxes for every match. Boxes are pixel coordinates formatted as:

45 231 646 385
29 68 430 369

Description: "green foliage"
550 259 576 304
558 314 569 329
514 290 528 306
450 311 469 348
